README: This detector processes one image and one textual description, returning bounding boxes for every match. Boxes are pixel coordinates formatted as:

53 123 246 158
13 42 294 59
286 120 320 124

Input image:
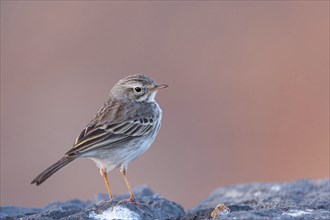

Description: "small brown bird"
31 74 168 203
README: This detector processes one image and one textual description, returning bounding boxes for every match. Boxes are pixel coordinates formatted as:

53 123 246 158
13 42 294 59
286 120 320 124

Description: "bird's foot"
117 198 146 207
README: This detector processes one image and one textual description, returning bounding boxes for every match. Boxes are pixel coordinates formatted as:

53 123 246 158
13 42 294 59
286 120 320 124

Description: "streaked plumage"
31 74 167 202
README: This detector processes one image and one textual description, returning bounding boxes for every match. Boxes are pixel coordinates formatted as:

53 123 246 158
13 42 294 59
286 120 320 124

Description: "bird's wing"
65 117 155 156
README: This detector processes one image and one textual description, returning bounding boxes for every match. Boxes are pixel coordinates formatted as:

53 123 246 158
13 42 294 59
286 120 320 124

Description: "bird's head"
110 74 168 102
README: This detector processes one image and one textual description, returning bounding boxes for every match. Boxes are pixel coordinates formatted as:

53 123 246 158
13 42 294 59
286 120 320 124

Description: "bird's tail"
31 156 76 186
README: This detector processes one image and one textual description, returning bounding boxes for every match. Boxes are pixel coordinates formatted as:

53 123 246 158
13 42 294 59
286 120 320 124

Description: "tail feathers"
31 156 76 186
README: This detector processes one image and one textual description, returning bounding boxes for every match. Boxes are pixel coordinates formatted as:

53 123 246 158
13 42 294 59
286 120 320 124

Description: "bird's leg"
120 167 136 203
100 168 114 201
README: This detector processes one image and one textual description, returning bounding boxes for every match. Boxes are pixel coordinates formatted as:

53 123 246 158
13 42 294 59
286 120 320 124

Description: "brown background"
1 1 329 209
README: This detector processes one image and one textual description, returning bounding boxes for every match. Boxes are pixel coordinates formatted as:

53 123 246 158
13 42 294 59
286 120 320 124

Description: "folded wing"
66 117 155 156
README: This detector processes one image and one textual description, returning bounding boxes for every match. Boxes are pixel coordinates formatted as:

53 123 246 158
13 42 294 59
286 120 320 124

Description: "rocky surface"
1 179 329 219
0 186 185 220
192 179 330 220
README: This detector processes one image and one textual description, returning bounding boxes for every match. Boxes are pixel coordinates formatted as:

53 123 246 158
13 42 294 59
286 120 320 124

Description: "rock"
0 206 42 219
191 179 330 219
1 179 329 219
0 185 185 220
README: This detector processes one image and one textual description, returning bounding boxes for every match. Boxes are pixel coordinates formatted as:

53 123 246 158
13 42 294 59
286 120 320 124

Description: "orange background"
1 1 329 209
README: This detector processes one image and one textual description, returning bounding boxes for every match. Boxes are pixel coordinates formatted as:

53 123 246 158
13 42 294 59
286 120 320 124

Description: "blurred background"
1 1 329 209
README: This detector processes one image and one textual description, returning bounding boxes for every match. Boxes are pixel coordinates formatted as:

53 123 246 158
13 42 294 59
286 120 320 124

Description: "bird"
31 74 168 203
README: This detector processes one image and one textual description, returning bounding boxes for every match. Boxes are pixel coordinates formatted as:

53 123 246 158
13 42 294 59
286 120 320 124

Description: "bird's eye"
134 87 142 93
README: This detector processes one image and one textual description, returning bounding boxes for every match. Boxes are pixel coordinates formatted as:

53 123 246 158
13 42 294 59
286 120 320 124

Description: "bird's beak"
156 84 168 89
151 84 168 91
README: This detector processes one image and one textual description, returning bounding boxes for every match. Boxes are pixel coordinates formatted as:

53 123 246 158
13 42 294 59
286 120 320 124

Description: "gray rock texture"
192 179 330 220
0 186 185 220
1 179 329 220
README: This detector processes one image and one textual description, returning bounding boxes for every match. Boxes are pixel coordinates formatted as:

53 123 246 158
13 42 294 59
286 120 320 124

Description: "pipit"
31 74 167 203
